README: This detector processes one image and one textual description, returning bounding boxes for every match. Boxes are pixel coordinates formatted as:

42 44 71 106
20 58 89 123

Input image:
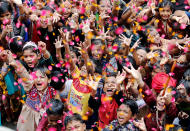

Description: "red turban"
151 72 176 93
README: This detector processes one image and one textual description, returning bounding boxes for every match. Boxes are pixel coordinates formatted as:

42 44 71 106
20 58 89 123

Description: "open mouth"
157 103 165 110
107 89 113 92
118 116 125 122
36 83 43 86
106 89 114 96
27 62 34 67
63 14 70 18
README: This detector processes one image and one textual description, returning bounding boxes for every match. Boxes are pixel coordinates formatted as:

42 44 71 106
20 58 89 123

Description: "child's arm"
112 0 120 17
54 35 64 62
59 30 75 72
87 75 101 110
118 34 133 56
124 64 157 108
77 41 93 74
4 50 33 92
0 25 13 48
116 69 127 91
38 41 51 59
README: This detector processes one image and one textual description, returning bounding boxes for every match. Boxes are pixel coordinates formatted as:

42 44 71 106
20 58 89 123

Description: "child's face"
91 44 104 60
104 76 117 97
33 70 49 91
80 65 88 78
118 44 127 56
134 49 147 66
99 0 112 15
0 11 11 24
47 114 62 127
66 120 86 131
23 49 40 68
62 2 71 18
39 14 51 28
106 31 116 45
159 5 172 21
70 51 78 65
117 104 133 125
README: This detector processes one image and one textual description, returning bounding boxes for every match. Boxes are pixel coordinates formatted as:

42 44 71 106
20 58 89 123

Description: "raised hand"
2 25 13 36
87 74 99 91
97 27 110 40
29 14 39 22
58 28 70 42
89 11 96 23
116 69 127 85
82 20 93 34
38 41 47 54
123 64 144 86
119 34 133 47
133 118 147 131
99 10 110 20
46 16 53 26
183 35 190 45
177 84 188 97
52 12 61 23
175 40 184 50
160 56 168 66
131 38 141 49
0 50 9 62
8 0 22 5
7 50 16 66
54 36 63 49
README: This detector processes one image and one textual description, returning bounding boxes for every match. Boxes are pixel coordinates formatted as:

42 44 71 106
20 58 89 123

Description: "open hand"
116 69 127 85
54 36 63 49
119 34 133 47
123 64 144 86
52 12 61 23
82 20 93 34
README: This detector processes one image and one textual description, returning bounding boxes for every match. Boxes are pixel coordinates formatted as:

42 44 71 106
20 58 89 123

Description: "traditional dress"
17 86 56 131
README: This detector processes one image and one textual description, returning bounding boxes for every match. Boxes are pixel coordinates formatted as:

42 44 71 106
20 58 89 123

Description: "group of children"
0 0 190 130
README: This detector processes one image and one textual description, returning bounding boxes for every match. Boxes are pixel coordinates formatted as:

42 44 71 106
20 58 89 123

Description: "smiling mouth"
27 62 33 66
107 89 113 92
118 116 124 122
37 83 43 86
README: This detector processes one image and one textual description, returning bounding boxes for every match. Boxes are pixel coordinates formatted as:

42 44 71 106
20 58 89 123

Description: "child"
59 30 94 116
0 36 26 123
37 98 64 131
103 99 145 131
21 41 54 72
64 113 86 131
88 72 126 129
0 1 27 48
154 0 174 39
2 49 59 131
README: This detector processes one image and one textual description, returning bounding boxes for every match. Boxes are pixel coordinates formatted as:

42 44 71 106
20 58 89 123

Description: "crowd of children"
0 0 190 130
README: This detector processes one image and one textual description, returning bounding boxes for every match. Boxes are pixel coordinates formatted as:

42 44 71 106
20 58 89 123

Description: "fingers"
89 74 92 81
129 35 133 40
117 71 121 77
123 66 132 74
133 120 140 128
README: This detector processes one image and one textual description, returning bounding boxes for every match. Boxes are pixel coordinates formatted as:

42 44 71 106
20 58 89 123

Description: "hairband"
23 41 38 50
